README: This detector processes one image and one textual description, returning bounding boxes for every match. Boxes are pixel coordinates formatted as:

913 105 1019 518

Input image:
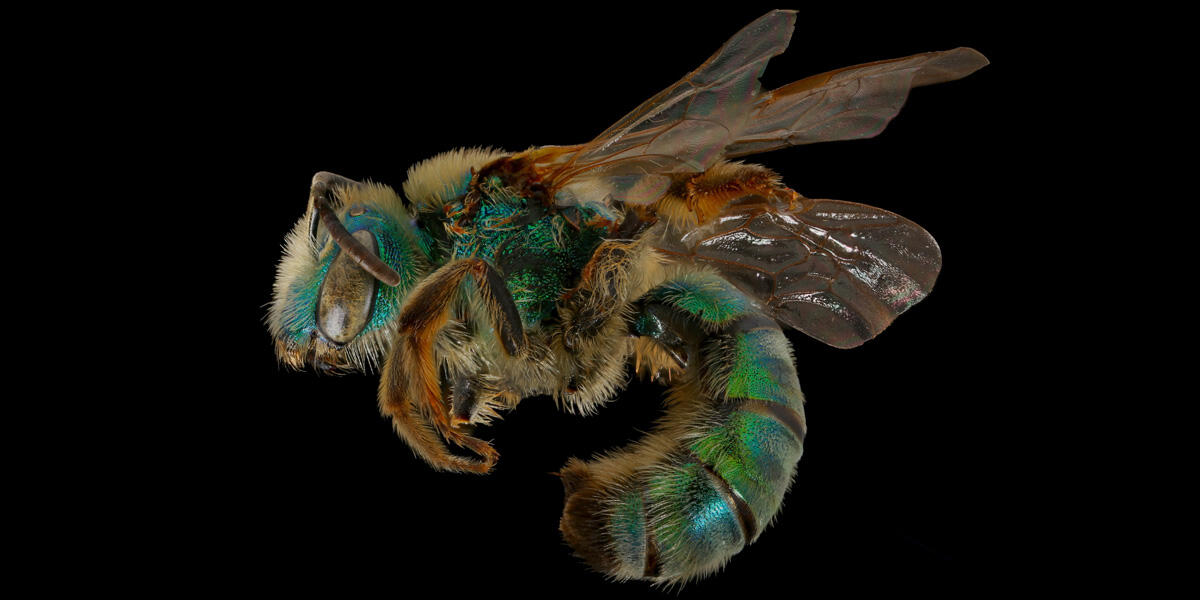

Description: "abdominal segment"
560 272 806 583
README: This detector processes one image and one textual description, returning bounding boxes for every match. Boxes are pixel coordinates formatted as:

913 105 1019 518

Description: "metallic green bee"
268 10 986 584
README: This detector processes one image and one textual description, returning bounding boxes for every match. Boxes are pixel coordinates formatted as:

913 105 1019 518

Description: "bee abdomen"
560 273 806 583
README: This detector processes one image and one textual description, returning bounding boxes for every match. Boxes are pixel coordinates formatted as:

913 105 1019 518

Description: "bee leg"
449 373 480 427
626 299 699 372
561 239 651 352
379 258 526 473
560 270 806 583
449 373 518 428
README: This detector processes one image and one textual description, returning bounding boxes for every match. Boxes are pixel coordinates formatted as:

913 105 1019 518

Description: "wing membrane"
532 10 982 344
726 47 988 156
553 10 797 179
650 193 941 349
546 8 986 212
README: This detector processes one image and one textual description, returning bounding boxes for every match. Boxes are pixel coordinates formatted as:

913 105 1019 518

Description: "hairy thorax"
446 172 612 328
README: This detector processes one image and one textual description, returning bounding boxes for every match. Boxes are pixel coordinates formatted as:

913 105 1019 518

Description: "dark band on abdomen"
688 449 760 543
736 397 807 443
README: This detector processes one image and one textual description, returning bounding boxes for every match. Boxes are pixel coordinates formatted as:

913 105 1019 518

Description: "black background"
151 4 1065 595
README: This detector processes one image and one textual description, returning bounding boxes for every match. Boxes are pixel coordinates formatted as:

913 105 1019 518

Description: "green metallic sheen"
282 205 425 342
633 312 665 339
607 487 648 572
620 275 805 573
448 185 608 326
724 329 801 405
647 460 744 577
689 410 801 526
647 272 755 327
345 207 424 331
282 251 332 342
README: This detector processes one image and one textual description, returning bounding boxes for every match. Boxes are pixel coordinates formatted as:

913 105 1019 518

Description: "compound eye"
316 229 378 345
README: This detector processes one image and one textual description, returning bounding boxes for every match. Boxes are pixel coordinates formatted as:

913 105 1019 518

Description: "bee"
267 9 986 584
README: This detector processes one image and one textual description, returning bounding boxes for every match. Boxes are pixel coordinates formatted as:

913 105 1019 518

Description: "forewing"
726 47 988 157
547 8 985 213
651 194 941 349
550 9 798 207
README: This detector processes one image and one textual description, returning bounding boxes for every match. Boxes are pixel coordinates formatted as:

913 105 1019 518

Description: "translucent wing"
546 9 987 210
548 9 797 208
723 47 989 157
650 193 941 349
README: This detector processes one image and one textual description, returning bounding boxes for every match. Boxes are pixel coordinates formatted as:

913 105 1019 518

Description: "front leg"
379 258 527 474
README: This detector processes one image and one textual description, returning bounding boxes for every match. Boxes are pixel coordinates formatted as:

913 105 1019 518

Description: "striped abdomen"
560 271 807 583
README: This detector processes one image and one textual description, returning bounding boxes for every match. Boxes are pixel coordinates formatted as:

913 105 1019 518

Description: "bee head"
268 179 429 373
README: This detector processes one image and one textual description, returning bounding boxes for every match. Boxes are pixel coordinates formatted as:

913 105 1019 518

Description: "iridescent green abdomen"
561 272 807 582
